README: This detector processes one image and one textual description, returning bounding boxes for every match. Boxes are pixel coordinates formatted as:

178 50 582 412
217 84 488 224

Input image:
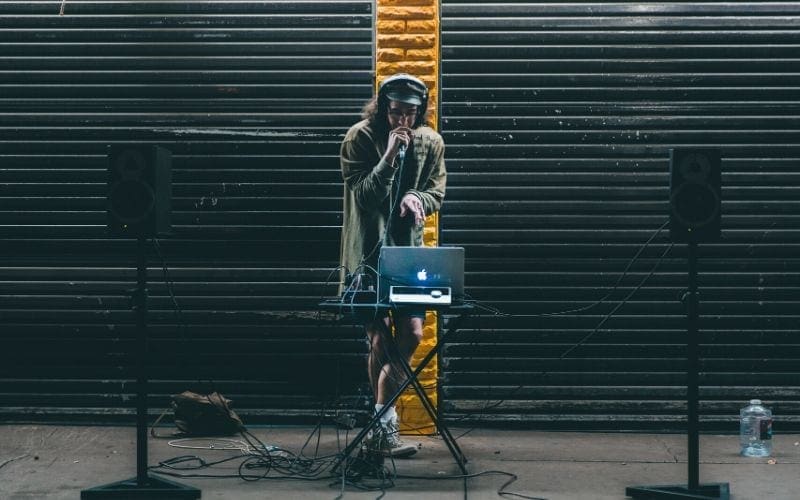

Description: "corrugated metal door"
0 1 373 422
440 2 800 430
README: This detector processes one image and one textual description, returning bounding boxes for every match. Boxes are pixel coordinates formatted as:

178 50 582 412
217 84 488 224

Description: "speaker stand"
626 243 729 499
81 238 200 499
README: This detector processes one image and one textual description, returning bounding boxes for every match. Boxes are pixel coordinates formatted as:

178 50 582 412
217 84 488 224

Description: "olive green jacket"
339 119 446 287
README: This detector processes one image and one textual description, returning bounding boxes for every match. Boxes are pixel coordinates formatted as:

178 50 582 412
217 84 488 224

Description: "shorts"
360 307 427 328
396 307 427 320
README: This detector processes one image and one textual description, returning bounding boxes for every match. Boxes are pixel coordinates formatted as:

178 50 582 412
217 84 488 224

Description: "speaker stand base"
81 474 201 500
626 483 730 499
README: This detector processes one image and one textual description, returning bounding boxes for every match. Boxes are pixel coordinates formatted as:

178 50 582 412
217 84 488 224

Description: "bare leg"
395 315 425 361
365 314 425 458
366 315 424 405
365 319 389 402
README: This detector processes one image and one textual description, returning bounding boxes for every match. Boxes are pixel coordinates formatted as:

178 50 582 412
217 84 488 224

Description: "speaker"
669 148 721 243
107 145 172 237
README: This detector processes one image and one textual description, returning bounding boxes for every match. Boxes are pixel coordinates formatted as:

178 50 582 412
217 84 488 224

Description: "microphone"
398 143 406 163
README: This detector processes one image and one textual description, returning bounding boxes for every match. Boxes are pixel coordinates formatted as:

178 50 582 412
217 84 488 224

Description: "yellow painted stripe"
376 0 440 435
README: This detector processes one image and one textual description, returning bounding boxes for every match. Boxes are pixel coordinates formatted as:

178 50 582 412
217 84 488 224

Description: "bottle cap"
750 399 761 405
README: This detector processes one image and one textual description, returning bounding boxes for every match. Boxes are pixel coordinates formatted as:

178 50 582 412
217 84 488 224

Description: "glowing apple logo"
416 268 428 281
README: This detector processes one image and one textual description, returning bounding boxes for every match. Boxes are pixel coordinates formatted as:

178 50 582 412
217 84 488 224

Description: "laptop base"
389 286 451 305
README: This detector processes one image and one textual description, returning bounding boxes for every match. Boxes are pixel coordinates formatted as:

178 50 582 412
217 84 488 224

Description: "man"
339 73 446 457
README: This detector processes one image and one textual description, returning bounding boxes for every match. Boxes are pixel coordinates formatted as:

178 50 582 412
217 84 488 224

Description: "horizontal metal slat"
442 3 800 16
0 0 372 424
0 2 372 15
443 16 800 30
442 30 800 45
0 28 373 43
0 15 372 29
0 42 372 57
0 84 372 99
443 44 800 59
441 0 800 431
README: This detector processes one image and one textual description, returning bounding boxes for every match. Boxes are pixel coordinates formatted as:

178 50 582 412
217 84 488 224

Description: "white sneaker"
379 419 418 458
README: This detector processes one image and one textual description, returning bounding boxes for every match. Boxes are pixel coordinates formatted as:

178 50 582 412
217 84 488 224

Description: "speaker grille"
669 148 721 242
107 146 172 237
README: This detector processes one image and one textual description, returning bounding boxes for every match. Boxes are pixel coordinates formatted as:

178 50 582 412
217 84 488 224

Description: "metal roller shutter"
440 1 800 430
0 1 373 423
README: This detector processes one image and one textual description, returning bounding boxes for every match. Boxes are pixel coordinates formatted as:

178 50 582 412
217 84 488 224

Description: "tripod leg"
333 310 472 474
389 312 469 473
397 359 468 473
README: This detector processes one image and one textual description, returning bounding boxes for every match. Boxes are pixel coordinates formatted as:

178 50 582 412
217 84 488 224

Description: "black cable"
149 422 545 498
316 219 675 488
152 238 184 329
325 217 672 330
317 265 347 317
537 218 670 317
149 398 402 490
554 241 675 360
380 150 407 249
151 239 222 416
458 218 671 320
451 240 676 434
443 219 673 433
396 470 547 500
359 152 408 268
318 217 675 439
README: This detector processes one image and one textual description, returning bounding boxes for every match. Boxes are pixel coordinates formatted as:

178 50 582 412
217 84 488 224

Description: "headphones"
378 74 429 125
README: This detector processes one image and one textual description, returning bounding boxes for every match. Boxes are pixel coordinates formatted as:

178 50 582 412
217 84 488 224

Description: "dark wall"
0 1 374 423
3 1 799 432
440 1 800 430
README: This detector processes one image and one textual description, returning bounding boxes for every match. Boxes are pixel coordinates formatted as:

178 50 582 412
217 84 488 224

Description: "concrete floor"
1 425 798 499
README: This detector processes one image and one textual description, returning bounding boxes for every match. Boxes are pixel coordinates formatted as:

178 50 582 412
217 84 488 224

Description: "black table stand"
82 237 200 500
326 302 471 475
626 242 729 499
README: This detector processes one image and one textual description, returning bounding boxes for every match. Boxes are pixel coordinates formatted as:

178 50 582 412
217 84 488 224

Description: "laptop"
377 246 465 305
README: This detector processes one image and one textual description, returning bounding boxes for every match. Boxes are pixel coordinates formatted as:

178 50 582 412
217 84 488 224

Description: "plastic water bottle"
739 399 773 457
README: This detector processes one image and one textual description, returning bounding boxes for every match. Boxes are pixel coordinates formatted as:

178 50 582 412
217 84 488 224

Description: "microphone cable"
381 142 407 248
358 140 410 270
